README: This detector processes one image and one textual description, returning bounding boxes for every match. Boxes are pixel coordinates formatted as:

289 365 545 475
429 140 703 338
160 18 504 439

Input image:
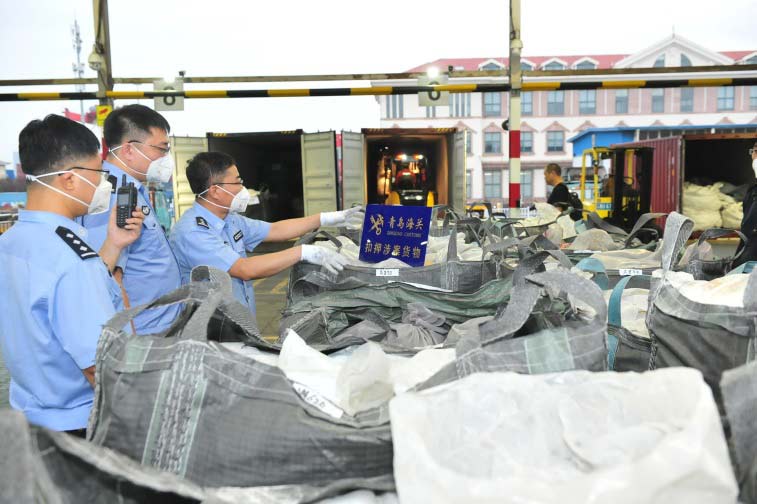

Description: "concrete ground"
249 241 295 341
252 267 290 341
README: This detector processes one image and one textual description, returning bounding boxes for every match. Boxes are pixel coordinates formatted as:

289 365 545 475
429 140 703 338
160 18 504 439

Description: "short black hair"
545 163 562 176
186 152 236 194
19 114 101 177
103 104 170 148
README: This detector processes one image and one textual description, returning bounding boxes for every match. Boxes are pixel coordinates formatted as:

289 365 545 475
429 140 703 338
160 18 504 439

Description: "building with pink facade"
372 35 757 204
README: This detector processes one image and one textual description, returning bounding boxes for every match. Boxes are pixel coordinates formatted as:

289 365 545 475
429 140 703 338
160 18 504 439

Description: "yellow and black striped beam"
2 77 757 102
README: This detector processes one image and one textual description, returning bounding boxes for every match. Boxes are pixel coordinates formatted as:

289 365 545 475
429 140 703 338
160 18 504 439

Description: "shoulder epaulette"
55 226 98 260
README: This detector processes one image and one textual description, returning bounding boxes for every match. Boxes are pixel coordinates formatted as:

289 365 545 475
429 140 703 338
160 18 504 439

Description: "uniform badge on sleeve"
196 216 210 229
141 205 151 216
233 230 244 242
55 226 99 260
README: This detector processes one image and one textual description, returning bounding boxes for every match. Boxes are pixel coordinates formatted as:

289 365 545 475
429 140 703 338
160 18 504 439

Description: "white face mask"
752 158 757 176
199 185 250 213
111 144 174 184
26 170 112 215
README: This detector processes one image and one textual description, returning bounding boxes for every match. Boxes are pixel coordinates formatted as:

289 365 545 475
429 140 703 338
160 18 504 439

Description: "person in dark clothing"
734 142 757 267
544 163 572 208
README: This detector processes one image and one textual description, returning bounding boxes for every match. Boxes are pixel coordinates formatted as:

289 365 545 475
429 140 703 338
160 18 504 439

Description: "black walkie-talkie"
116 175 138 228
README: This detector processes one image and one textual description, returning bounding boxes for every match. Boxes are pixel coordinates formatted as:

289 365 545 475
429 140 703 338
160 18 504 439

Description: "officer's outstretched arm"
263 207 365 242
264 214 320 242
228 246 303 280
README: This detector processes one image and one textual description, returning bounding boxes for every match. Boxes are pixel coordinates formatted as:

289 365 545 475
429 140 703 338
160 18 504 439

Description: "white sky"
1 0 755 163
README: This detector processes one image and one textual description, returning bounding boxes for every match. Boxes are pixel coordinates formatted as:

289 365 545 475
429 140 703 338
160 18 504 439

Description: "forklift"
579 147 614 218
605 145 655 232
378 153 435 207
574 145 656 231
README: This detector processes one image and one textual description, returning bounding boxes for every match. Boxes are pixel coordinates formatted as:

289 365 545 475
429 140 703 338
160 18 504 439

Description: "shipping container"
614 132 757 215
342 128 467 210
171 128 467 222
171 130 336 222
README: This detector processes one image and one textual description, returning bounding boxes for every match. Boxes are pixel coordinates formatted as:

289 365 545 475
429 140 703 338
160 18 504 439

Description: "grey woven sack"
584 211 664 248
721 360 757 504
520 213 664 272
0 410 205 504
0 410 396 504
679 227 748 281
281 248 573 349
428 205 481 239
417 268 609 391
287 229 509 306
605 275 654 372
648 212 757 409
282 274 514 349
87 269 393 489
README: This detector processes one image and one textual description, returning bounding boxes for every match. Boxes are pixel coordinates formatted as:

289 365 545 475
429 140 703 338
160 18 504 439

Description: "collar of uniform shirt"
18 209 89 237
192 200 227 230
103 160 144 191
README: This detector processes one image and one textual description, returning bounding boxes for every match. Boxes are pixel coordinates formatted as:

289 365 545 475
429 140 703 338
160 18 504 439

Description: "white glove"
320 206 365 228
300 245 350 275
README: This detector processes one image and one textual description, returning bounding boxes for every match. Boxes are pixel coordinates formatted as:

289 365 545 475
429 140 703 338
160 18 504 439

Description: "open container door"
449 129 468 211
301 131 338 215
171 136 208 220
341 131 366 209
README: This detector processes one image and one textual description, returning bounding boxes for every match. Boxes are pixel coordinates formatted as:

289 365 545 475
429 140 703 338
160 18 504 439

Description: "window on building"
449 93 471 117
547 131 564 152
484 170 502 199
544 61 565 70
680 87 694 112
653 54 665 67
651 89 665 113
481 62 502 71
751 86 757 110
522 92 533 115
547 91 564 115
465 130 473 154
521 62 533 71
484 132 502 154
385 95 404 119
575 60 597 70
615 89 628 114
680 54 692 67
579 90 596 114
466 171 472 199
520 131 533 153
717 87 735 111
484 92 501 117
520 171 533 200
425 106 436 118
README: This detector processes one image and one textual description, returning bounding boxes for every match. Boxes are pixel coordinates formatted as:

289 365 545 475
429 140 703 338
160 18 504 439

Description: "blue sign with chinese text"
359 204 432 267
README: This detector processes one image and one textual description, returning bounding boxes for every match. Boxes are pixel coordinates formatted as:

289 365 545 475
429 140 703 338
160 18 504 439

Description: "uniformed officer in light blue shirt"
77 104 182 334
0 115 143 432
170 152 363 316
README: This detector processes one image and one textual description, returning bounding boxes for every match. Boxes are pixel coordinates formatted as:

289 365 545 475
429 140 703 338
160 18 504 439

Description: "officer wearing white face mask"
170 152 362 317
734 142 757 267
0 115 144 434
78 105 183 335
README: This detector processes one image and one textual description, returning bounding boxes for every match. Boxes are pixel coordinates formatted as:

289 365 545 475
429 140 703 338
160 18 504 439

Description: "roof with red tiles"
407 51 755 72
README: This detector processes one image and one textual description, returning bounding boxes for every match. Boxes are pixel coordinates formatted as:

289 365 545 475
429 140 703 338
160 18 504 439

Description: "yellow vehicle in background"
380 153 436 207
577 145 657 233
580 147 613 218
465 201 492 219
